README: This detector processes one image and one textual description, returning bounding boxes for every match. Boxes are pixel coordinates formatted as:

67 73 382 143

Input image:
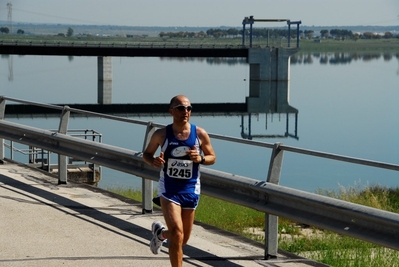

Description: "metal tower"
7 3 12 33
7 3 14 81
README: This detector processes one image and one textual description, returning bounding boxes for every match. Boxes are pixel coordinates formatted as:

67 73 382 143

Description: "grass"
109 184 399 266
298 38 399 53
279 184 399 266
282 232 399 267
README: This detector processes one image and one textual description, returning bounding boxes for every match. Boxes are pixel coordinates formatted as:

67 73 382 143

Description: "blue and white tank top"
158 123 201 194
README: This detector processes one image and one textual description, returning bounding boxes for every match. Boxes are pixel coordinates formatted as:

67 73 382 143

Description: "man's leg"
160 197 184 267
181 208 195 245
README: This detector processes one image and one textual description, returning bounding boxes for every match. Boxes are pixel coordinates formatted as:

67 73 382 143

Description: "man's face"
170 98 191 123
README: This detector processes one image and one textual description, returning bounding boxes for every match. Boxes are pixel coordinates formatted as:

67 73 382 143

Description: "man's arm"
197 127 216 165
143 128 166 168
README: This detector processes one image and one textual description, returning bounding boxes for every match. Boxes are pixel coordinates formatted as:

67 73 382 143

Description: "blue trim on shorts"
161 193 200 209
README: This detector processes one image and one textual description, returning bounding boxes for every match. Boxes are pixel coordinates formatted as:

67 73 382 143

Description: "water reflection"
243 80 298 140
240 113 298 140
159 56 247 65
291 52 399 65
157 52 399 67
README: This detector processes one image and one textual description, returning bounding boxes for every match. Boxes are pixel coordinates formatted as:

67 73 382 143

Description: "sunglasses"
172 105 193 112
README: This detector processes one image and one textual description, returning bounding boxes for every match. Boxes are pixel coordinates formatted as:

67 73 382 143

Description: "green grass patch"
107 186 143 202
279 184 399 266
195 195 300 242
108 184 399 266
280 231 399 267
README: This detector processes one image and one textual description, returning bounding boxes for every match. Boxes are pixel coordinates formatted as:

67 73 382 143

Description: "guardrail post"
267 143 284 184
57 106 70 184
265 142 284 259
141 121 157 214
0 97 5 160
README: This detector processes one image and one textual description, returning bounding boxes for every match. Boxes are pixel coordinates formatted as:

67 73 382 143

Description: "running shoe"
150 221 166 254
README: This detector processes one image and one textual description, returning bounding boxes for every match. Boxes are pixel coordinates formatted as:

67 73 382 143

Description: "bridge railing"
0 95 398 259
0 38 297 50
5 129 102 172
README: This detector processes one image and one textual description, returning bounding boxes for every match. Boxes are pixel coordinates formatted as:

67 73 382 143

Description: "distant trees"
304 30 314 39
159 28 302 39
159 31 206 38
206 28 227 38
0 27 10 34
157 27 397 41
320 30 329 38
66 27 74 37
384 32 393 39
227 28 239 37
362 32 374 39
0 27 23 34
362 31 385 39
205 28 301 39
330 29 353 39
317 28 397 40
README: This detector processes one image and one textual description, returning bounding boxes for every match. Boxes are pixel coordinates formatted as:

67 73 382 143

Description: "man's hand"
187 146 201 163
152 152 165 168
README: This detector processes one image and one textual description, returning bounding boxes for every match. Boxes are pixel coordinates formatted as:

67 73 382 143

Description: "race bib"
167 159 193 179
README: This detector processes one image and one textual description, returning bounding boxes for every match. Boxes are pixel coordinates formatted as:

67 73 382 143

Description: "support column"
0 97 5 160
142 122 156 214
57 106 70 184
247 47 299 114
247 81 298 114
98 57 112 104
248 47 298 81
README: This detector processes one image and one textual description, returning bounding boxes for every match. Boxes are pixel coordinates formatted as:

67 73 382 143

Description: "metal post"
287 20 302 48
141 121 157 214
287 21 291 48
286 113 289 137
10 141 13 160
0 97 5 160
248 113 252 139
250 22 253 48
57 106 70 184
265 142 284 259
242 23 246 46
296 22 301 48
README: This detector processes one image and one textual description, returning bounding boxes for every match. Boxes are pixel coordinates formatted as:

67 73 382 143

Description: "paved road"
0 161 329 267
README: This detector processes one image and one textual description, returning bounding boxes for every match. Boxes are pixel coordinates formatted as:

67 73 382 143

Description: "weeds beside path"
109 184 399 267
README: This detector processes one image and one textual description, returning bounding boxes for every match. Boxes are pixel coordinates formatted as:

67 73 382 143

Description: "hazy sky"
1 0 398 27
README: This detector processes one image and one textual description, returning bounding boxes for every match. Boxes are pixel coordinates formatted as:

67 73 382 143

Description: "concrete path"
0 161 329 267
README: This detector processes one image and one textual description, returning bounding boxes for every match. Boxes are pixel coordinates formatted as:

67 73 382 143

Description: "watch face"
171 146 190 157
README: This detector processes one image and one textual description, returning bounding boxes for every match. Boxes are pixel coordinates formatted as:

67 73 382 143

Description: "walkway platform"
0 161 329 267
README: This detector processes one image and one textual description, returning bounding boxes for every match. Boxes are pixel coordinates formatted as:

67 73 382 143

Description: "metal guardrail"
0 95 398 258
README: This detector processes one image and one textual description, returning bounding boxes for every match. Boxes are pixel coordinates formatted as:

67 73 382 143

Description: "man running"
143 95 216 267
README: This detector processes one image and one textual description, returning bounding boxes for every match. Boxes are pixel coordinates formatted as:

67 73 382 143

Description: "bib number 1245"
167 159 193 179
167 168 191 178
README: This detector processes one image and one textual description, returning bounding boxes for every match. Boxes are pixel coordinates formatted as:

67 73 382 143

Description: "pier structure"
98 57 112 104
0 16 301 106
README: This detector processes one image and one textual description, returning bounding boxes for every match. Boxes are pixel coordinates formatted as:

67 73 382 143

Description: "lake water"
1 51 398 193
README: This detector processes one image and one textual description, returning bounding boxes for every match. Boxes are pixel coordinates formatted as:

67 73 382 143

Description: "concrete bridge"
0 40 299 105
